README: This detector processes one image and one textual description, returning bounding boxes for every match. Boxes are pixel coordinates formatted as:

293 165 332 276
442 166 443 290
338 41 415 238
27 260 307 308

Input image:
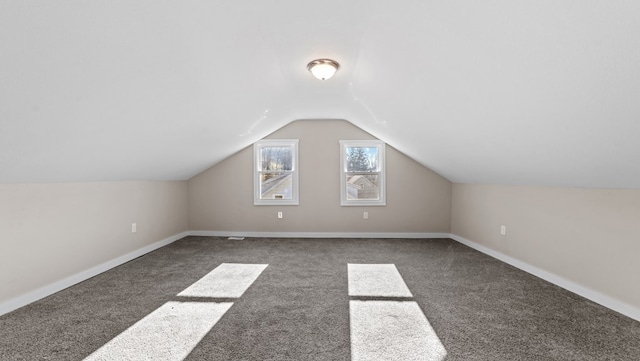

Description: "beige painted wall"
189 119 452 233
0 180 188 306
451 183 640 310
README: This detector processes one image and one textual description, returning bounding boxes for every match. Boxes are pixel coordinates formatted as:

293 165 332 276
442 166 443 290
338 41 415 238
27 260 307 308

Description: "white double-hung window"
253 139 299 205
340 140 386 206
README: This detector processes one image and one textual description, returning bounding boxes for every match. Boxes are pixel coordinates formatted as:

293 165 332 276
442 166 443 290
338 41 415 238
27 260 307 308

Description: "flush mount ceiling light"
307 59 340 80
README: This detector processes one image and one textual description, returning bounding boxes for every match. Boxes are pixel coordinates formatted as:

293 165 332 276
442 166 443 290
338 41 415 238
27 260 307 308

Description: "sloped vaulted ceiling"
1 1 639 187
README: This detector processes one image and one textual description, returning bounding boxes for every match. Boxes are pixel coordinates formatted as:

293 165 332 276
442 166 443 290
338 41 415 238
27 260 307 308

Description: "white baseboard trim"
450 233 640 322
0 231 189 317
188 231 451 239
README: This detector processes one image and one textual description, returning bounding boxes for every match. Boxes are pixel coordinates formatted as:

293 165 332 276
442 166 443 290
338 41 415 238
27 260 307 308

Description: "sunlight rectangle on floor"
348 264 413 297
349 300 446 361
83 301 232 361
178 263 268 298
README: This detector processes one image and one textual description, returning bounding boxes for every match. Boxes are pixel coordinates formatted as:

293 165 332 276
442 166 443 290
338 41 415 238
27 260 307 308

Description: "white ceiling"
2 1 640 188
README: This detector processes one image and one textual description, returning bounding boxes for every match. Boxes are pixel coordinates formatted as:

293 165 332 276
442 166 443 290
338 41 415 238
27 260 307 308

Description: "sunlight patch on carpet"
83 301 232 361
350 300 446 361
178 263 268 298
348 264 413 297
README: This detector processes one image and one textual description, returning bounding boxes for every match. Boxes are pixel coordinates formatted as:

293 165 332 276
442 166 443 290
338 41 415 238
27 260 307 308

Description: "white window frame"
253 139 299 205
340 140 386 206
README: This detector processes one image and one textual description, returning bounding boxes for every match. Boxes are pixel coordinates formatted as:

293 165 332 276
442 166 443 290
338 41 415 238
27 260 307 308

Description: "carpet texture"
347 264 413 297
1 237 639 360
349 300 446 361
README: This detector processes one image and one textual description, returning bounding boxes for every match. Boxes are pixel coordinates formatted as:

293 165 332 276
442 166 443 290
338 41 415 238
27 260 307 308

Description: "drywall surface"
451 183 640 311
0 181 188 306
188 119 451 233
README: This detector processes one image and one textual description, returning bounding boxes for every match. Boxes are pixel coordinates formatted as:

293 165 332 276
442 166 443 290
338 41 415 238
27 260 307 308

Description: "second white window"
340 140 386 206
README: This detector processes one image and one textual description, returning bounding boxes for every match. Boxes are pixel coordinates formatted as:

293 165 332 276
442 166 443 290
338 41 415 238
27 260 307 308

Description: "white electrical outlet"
363 212 369 219
500 225 506 235
277 211 283 219
132 223 137 233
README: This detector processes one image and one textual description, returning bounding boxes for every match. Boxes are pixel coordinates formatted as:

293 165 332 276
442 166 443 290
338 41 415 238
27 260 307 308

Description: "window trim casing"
253 139 299 206
339 140 386 206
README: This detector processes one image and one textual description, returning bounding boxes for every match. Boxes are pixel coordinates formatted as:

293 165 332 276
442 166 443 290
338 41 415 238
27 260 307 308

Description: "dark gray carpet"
1 237 639 360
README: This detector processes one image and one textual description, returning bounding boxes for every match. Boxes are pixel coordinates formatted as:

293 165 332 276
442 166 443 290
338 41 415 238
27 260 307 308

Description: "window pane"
260 146 293 171
254 139 298 205
340 140 385 206
260 172 293 200
346 174 380 200
346 147 379 172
